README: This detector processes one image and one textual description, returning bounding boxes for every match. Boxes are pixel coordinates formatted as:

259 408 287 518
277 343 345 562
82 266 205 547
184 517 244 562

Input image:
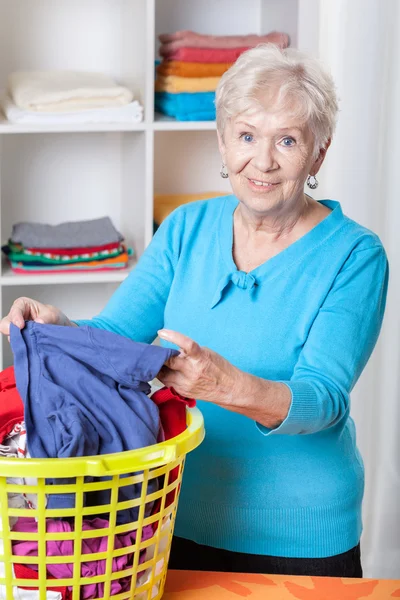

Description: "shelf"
0 260 136 286
0 118 146 134
0 116 217 133
153 112 216 131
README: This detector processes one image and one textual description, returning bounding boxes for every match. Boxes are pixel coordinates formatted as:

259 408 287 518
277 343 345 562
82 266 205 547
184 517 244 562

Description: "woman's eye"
281 137 295 147
241 133 254 143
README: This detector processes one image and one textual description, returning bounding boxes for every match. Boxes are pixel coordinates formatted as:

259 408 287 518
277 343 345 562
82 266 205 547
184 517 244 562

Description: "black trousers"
168 536 363 578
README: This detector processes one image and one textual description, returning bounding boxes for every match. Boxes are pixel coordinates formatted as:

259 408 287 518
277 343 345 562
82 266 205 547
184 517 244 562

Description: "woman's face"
218 95 329 218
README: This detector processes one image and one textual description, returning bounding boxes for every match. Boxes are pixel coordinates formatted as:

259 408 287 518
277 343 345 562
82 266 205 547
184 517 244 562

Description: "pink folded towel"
159 30 289 56
164 47 253 64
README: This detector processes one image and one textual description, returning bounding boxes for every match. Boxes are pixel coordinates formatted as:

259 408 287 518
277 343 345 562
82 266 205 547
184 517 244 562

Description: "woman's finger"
0 316 12 336
164 354 187 371
8 307 26 329
9 297 37 328
158 329 202 358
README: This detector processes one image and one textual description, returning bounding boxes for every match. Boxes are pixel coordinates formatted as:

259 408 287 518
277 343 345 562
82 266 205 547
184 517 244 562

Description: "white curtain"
316 0 400 579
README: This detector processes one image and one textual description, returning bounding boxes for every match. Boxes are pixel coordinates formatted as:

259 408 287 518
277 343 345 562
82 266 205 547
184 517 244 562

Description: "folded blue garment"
10 322 178 523
155 91 216 121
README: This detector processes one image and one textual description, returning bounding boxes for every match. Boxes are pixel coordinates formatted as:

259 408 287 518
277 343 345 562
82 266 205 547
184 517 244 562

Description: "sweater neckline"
211 195 345 308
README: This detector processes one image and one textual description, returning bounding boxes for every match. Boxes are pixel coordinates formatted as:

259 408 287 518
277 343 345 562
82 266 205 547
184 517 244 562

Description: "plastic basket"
0 407 204 600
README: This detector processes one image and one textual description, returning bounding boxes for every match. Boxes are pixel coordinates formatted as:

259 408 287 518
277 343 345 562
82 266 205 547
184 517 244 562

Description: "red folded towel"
164 46 252 63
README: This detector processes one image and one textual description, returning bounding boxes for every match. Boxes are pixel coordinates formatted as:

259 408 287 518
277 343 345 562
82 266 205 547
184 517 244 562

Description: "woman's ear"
311 138 332 176
217 130 226 163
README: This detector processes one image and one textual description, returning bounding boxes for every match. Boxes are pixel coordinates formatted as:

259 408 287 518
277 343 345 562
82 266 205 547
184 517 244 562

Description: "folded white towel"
1 94 143 124
8 70 134 112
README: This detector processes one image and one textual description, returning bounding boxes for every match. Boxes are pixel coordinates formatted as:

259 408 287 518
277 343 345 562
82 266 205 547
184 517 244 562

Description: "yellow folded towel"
155 75 221 94
154 192 227 224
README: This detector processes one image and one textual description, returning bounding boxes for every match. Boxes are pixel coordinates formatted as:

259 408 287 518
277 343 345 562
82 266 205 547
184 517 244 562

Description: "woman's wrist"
229 371 291 429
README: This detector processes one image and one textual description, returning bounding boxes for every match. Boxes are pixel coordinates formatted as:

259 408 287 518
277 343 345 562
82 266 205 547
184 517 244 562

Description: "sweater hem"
174 498 363 559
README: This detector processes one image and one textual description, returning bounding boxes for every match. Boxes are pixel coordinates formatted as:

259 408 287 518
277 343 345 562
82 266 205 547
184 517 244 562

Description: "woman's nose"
252 142 277 172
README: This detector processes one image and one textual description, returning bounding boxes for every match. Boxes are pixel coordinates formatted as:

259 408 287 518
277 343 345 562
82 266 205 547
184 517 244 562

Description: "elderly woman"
0 45 388 577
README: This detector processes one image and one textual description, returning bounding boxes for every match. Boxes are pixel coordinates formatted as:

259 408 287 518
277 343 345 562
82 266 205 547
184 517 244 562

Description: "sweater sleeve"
257 244 389 436
74 209 184 343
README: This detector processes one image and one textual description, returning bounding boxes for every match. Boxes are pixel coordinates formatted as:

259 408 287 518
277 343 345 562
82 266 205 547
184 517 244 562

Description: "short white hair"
215 44 339 156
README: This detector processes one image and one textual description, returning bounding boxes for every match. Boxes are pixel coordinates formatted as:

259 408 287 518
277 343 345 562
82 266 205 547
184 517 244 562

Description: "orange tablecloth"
163 569 400 599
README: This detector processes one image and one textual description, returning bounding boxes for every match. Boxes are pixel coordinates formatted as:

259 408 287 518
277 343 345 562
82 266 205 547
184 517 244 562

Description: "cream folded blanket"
1 94 143 124
155 75 221 93
8 71 133 112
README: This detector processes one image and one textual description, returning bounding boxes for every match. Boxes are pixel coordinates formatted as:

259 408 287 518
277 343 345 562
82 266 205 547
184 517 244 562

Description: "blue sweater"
77 196 388 558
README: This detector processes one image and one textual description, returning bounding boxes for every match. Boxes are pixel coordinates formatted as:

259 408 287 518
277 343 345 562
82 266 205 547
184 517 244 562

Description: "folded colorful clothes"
2 242 125 265
11 217 123 249
155 91 215 121
5 248 132 273
157 60 233 78
155 75 220 93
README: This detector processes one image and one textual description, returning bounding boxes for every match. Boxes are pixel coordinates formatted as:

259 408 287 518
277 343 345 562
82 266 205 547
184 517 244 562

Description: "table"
163 570 400 599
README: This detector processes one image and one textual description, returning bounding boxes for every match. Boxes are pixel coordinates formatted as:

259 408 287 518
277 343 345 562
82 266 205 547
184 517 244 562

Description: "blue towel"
155 91 216 121
10 322 178 523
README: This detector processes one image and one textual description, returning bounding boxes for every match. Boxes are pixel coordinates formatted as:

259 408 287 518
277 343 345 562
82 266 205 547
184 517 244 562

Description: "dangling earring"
220 163 229 179
307 174 318 189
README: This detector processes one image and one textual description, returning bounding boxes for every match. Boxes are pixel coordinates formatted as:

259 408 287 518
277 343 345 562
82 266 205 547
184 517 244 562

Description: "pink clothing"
11 265 127 275
12 517 154 599
159 30 289 56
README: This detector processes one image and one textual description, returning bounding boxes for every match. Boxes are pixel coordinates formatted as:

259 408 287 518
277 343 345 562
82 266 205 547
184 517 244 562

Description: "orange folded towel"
157 61 233 78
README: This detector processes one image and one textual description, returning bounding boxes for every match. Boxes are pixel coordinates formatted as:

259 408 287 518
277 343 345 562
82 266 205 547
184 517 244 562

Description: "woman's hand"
157 329 240 404
157 329 292 428
0 296 74 336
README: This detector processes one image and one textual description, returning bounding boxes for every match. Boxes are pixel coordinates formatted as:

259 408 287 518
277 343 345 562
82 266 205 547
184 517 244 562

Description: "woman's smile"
247 177 279 192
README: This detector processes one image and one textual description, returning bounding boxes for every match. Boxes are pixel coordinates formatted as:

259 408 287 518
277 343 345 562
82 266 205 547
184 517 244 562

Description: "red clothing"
13 563 70 599
164 46 251 63
151 387 195 507
24 241 121 256
0 366 24 442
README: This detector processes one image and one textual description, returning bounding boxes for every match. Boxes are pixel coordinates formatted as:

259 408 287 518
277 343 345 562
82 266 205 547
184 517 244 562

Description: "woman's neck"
234 193 311 243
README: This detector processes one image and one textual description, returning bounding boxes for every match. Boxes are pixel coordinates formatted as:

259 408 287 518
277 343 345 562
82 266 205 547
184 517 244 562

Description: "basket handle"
83 442 179 477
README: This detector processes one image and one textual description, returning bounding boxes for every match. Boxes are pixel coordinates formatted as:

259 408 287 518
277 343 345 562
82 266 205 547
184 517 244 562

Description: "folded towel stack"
1 70 143 124
155 30 289 121
154 192 227 228
2 217 133 275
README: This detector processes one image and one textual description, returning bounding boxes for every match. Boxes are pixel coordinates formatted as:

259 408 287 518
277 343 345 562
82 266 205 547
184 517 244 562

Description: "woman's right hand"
0 297 73 336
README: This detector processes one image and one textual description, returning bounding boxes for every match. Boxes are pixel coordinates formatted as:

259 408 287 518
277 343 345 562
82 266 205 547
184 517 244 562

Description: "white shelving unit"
0 0 319 367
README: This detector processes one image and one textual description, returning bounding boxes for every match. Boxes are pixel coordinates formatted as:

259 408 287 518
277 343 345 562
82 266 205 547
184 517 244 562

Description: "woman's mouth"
247 178 278 190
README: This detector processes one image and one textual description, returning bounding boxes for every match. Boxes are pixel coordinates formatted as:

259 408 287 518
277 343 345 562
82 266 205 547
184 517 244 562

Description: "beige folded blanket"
8 70 133 112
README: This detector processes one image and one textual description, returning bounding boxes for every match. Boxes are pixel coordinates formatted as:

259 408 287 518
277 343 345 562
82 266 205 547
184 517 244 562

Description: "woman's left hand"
157 329 240 403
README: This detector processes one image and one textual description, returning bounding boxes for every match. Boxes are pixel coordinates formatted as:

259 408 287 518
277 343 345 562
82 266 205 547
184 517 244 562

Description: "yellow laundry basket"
0 407 204 600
